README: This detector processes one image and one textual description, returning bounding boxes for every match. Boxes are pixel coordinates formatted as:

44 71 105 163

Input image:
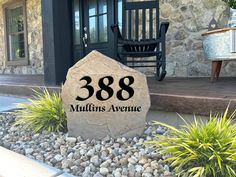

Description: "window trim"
3 0 28 66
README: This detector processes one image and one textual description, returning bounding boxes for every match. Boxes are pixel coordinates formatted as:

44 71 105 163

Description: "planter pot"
202 28 236 61
228 8 236 27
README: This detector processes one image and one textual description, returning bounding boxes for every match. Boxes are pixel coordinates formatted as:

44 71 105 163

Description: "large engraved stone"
61 51 150 139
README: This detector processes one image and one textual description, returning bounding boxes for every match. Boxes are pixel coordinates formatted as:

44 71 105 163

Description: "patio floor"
0 74 236 115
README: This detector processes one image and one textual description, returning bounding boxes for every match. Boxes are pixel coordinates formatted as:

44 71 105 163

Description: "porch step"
0 84 60 97
150 93 236 116
0 75 235 116
148 77 236 116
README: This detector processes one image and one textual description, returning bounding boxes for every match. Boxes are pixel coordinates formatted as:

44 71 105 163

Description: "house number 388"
76 76 134 101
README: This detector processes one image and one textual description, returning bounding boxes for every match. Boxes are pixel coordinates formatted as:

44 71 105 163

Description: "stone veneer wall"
0 0 43 74
137 0 236 77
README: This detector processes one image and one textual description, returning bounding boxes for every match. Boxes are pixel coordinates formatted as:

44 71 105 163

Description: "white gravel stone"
99 167 109 175
128 157 138 164
87 148 95 156
122 168 128 176
100 160 110 168
90 155 100 166
142 172 153 177
157 126 166 134
95 144 101 152
25 148 34 154
0 113 175 177
60 146 67 156
61 159 73 169
113 171 122 177
144 166 153 173
135 165 144 173
67 152 74 159
119 158 128 166
121 137 127 143
65 137 77 144
54 154 63 162
144 127 152 135
164 164 170 172
164 171 173 176
81 143 87 149
139 157 148 164
80 149 87 155
83 166 91 176
9 126 18 132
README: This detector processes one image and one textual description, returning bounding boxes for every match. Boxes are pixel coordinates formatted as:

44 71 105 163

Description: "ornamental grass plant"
14 89 67 133
148 107 236 177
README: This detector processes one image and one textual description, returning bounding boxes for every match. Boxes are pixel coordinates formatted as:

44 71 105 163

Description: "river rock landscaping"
0 113 175 177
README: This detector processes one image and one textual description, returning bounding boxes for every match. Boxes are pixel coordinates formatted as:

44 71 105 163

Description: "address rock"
61 51 150 139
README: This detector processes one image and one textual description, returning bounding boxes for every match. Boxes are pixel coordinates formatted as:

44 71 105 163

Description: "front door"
72 0 115 63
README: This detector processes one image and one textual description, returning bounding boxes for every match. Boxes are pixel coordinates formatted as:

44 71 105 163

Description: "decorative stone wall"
135 0 236 77
163 0 236 77
0 0 43 74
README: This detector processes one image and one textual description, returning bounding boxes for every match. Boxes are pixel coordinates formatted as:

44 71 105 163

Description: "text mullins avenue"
70 103 142 113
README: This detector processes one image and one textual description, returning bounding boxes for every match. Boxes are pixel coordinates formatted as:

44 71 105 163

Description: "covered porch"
0 74 235 116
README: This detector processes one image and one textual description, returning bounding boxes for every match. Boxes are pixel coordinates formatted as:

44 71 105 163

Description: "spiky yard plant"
14 89 67 133
148 107 236 177
222 0 236 9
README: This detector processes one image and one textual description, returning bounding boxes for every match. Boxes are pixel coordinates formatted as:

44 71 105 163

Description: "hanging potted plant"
222 0 236 27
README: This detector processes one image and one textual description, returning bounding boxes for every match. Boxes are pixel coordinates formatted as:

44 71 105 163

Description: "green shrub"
222 0 236 9
148 107 236 177
14 89 67 133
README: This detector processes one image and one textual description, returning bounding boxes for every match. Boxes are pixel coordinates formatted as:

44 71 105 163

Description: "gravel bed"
0 113 175 177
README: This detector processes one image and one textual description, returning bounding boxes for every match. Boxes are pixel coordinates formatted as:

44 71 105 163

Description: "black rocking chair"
111 0 169 81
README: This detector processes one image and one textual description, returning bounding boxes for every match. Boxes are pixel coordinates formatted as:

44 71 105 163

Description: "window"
3 0 28 65
118 0 122 29
88 0 108 43
73 0 81 45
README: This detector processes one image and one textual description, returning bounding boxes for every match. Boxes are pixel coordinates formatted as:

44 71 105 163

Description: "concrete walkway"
0 146 75 177
0 96 29 112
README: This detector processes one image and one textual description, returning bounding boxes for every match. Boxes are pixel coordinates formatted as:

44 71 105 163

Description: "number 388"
76 76 135 101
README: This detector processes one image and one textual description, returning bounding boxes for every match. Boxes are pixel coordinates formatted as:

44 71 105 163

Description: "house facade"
0 0 43 74
0 0 235 85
